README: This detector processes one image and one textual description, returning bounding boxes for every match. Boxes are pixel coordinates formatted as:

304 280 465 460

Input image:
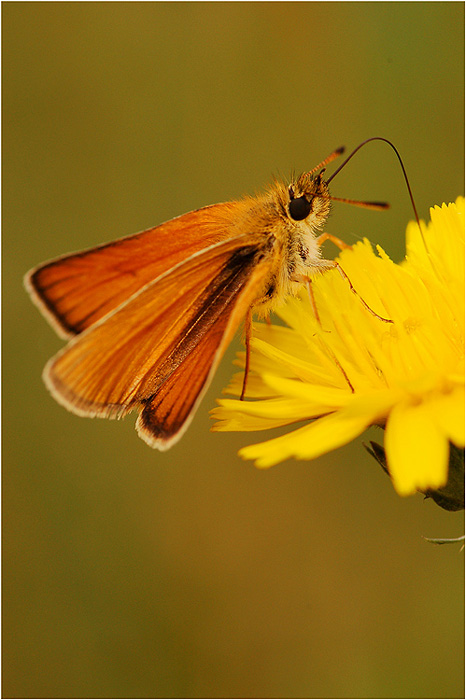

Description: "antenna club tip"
336 146 345 155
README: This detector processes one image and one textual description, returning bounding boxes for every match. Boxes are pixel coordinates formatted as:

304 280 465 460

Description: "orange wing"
44 235 272 449
25 202 244 339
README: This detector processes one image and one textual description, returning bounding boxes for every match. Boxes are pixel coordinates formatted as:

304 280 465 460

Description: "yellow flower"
212 198 465 497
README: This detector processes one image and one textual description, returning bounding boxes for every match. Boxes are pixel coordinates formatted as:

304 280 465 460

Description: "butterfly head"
286 170 331 227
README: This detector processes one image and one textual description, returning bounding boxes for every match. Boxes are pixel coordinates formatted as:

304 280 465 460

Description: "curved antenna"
326 136 424 243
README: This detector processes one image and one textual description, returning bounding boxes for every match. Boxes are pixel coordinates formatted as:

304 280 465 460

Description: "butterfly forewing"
26 203 244 339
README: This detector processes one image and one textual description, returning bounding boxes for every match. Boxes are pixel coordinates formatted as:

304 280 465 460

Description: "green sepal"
364 441 465 512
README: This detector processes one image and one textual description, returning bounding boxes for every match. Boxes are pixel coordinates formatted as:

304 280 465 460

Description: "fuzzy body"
226 171 333 317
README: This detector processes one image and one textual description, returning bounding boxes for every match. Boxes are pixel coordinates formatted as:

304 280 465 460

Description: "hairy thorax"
231 174 334 317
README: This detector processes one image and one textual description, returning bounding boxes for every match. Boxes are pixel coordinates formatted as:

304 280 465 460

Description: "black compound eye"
289 195 312 221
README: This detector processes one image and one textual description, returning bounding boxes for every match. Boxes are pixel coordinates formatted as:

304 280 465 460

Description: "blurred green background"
3 3 464 698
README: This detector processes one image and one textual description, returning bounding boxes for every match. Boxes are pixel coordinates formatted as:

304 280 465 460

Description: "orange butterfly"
25 141 393 450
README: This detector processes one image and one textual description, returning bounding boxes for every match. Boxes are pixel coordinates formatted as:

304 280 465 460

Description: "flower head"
212 198 465 497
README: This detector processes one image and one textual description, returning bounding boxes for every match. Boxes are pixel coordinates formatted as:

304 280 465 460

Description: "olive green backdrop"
3 3 464 698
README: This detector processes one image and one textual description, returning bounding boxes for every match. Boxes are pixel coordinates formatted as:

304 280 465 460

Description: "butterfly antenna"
329 196 389 211
326 136 424 243
306 146 345 175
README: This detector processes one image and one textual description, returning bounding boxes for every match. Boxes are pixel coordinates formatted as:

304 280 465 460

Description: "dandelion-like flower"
212 198 465 499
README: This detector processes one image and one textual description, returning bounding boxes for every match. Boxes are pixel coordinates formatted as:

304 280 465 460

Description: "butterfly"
25 140 397 450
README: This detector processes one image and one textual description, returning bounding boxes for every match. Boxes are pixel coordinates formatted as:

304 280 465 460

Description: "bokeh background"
3 3 464 698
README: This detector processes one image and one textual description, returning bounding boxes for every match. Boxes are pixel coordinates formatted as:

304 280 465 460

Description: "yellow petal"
261 374 352 407
384 401 449 496
222 371 279 399
239 411 371 468
251 337 344 387
211 413 291 432
211 396 327 431
429 386 465 447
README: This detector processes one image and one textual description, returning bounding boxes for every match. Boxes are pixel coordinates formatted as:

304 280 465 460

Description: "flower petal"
211 393 341 431
384 401 449 495
239 411 371 468
261 374 352 407
429 386 465 447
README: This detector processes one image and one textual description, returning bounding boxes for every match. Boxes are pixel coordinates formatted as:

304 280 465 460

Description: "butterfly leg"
240 308 253 401
302 275 355 392
316 233 393 324
305 278 322 326
316 232 351 250
333 261 392 323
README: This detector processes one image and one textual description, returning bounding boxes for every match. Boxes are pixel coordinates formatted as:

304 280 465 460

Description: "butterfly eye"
289 196 312 221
